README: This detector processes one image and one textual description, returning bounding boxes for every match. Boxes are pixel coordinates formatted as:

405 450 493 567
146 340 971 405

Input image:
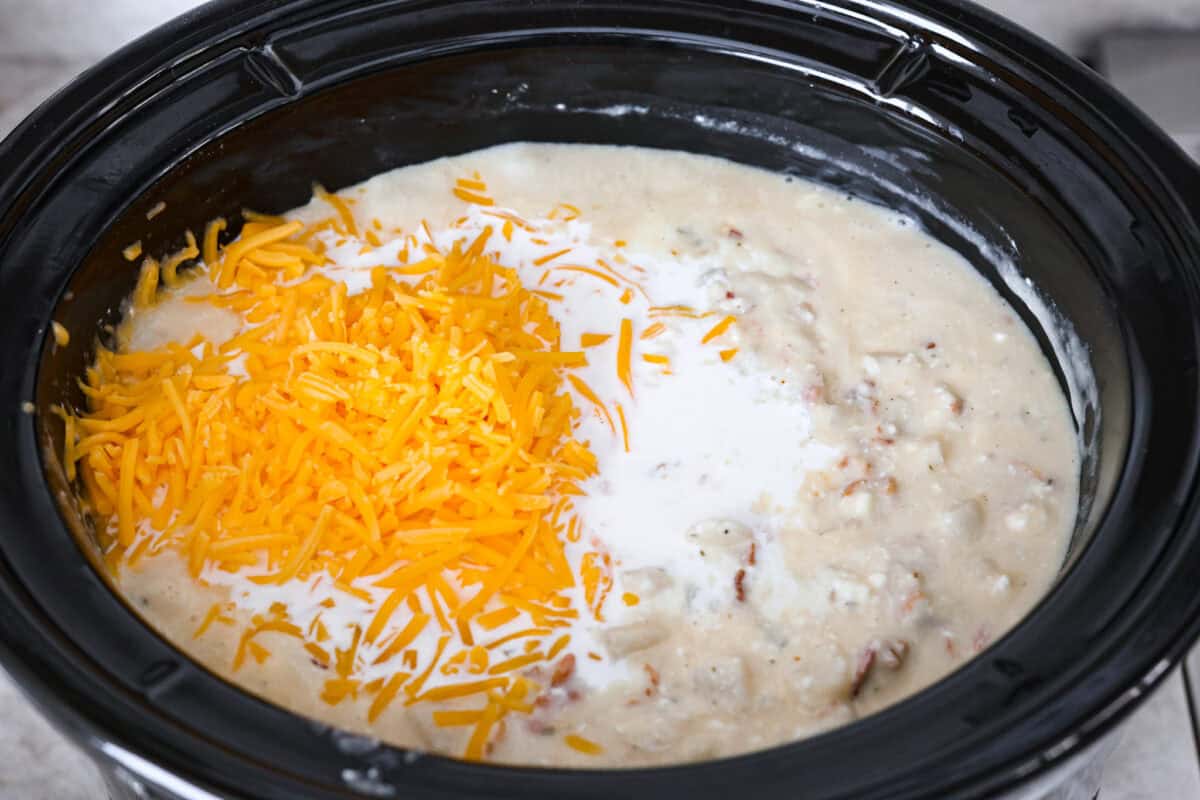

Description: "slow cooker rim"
2 1 1200 799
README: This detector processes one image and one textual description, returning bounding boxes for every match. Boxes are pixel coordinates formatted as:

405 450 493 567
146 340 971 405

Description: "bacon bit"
726 227 743 239
877 638 910 669
725 290 735 299
851 646 876 698
580 333 611 348
883 477 898 495
842 479 865 497
901 590 926 616
747 542 757 566
640 322 666 340
642 664 662 690
701 315 736 344
550 653 576 687
734 568 747 602
617 318 633 395
925 341 937 350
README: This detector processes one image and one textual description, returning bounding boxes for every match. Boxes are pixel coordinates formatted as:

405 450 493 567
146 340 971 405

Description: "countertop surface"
2 1 1200 797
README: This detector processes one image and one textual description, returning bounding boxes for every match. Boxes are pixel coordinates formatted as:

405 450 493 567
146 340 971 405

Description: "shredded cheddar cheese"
701 314 737 344
66 197 605 760
64 172 747 764
616 319 633 396
564 733 604 755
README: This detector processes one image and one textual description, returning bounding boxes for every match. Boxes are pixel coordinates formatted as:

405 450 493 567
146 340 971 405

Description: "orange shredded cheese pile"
65 191 613 761
64 172 748 763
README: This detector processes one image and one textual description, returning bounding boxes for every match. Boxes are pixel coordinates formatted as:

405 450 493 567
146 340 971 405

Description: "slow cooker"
1 1 1199 798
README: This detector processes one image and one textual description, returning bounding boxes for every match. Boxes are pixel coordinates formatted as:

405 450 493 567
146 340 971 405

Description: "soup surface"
66 143 1078 766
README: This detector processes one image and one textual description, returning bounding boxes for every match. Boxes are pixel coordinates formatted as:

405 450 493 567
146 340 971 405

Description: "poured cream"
112 143 1078 767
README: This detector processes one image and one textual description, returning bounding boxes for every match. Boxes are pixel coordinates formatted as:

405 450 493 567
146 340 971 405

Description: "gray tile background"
2 1 1199 797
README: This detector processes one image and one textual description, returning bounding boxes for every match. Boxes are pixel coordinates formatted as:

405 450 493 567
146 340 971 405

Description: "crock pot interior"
37 33 1130 781
4 2 1199 799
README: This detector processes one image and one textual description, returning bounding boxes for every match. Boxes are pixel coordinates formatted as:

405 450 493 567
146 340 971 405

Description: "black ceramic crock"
1 1 1199 798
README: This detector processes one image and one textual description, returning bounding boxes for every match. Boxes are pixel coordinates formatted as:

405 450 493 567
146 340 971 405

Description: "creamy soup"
67 143 1078 767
